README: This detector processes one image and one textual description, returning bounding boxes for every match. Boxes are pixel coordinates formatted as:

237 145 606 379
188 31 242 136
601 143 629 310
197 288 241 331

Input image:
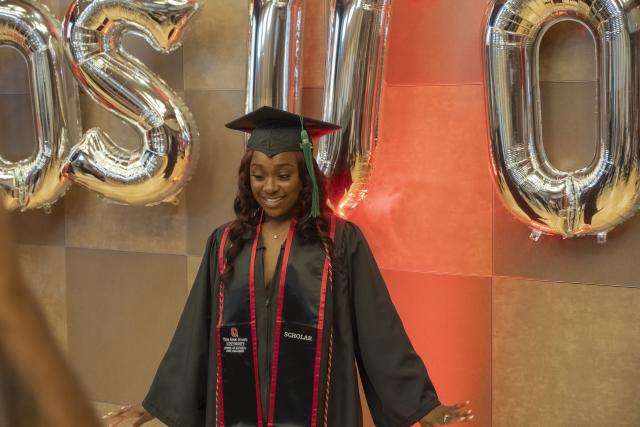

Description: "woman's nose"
264 176 278 192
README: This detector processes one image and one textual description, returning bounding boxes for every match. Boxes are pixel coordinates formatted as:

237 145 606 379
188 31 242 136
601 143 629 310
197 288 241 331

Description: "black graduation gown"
142 219 440 427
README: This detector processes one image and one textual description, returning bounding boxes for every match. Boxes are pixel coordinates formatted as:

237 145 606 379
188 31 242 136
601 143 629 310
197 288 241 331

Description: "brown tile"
121 32 184 92
539 20 596 82
16 244 67 353
493 278 640 427
10 200 66 246
385 0 486 85
301 87 324 119
185 90 245 255
64 184 186 254
66 248 188 403
493 190 640 286
183 0 248 90
78 93 139 151
349 84 493 276
381 270 492 427
93 401 167 426
539 81 597 172
0 94 36 161
302 0 327 89
187 255 201 293
0 49 29 94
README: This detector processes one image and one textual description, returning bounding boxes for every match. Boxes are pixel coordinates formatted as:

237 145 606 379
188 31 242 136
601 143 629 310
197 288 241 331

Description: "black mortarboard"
225 106 341 218
224 106 341 157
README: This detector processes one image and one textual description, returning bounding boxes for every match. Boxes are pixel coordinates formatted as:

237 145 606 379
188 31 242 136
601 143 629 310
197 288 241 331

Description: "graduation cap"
225 106 341 218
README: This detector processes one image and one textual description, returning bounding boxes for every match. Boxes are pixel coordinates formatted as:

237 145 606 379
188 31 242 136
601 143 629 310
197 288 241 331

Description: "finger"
451 400 471 409
453 409 473 418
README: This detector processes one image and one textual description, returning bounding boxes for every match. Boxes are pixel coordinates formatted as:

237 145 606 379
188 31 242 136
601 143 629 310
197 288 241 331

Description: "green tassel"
300 117 320 218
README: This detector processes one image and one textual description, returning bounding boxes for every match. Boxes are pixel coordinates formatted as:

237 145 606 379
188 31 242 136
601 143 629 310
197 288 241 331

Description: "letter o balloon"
0 0 79 211
484 0 640 238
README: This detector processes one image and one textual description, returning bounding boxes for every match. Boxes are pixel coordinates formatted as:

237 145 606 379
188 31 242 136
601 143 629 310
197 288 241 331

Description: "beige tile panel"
493 277 640 427
65 184 187 254
539 20 597 82
539 81 598 172
0 48 29 94
93 401 167 427
78 93 139 151
121 33 185 92
16 244 67 353
183 0 248 91
0 93 36 161
66 248 188 403
493 190 640 286
10 200 66 246
185 90 245 255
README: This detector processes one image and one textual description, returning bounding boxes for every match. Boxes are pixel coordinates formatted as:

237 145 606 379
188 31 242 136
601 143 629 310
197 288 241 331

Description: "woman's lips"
261 195 285 208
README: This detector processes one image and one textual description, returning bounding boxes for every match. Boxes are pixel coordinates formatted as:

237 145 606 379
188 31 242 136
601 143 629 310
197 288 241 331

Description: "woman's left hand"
419 401 474 426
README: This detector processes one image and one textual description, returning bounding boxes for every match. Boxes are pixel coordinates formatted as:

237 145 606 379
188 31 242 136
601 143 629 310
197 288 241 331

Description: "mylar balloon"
484 0 640 238
62 0 201 206
0 0 79 211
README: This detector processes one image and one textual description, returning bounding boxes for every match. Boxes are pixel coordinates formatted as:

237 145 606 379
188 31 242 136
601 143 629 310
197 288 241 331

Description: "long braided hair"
221 149 334 283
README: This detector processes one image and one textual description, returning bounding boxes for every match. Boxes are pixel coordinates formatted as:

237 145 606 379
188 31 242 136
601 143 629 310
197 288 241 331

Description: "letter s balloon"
62 0 201 206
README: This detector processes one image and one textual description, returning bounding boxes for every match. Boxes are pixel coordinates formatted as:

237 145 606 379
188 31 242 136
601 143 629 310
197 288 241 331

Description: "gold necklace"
265 222 290 239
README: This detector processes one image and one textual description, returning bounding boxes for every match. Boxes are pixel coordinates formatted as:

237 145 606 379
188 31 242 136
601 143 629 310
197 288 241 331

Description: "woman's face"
249 151 303 219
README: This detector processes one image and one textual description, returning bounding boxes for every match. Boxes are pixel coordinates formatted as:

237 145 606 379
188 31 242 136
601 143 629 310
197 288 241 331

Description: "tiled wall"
2 1 639 427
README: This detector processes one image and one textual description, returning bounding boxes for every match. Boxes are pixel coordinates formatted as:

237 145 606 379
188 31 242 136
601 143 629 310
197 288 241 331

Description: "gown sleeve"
344 222 441 427
142 230 219 427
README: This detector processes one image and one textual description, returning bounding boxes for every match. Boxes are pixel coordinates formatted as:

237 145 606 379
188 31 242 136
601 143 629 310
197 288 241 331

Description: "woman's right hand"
102 403 155 427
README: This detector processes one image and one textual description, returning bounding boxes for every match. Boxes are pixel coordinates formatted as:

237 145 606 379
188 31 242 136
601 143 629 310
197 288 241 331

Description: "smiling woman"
106 106 473 427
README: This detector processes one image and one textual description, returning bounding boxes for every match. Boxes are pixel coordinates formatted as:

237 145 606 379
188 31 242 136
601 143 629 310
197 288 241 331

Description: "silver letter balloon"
484 0 640 238
0 0 79 211
62 0 201 206
246 0 303 112
318 0 391 216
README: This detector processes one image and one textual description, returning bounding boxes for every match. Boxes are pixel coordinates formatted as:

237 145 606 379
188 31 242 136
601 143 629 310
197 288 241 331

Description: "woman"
105 107 474 427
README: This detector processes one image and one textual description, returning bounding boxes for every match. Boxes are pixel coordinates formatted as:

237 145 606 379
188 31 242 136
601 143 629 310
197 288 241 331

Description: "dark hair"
221 150 334 283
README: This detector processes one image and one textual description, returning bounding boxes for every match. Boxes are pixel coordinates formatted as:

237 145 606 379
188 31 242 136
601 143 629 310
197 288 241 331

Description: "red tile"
348 84 493 276
302 0 327 88
380 270 492 427
385 0 486 85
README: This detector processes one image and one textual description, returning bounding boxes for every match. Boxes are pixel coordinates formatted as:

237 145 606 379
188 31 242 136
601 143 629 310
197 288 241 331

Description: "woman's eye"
251 174 264 180
278 175 290 180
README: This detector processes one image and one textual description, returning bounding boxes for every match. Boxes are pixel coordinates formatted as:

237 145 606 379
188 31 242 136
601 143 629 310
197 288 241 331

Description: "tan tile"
183 0 248 90
539 20 596 82
65 183 186 253
10 200 66 246
67 248 188 403
187 255 202 293
493 278 640 427
93 401 167 427
16 244 67 353
78 93 139 151
185 90 245 255
0 49 29 94
121 32 184 92
0 93 36 161
539 81 597 172
493 190 640 287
